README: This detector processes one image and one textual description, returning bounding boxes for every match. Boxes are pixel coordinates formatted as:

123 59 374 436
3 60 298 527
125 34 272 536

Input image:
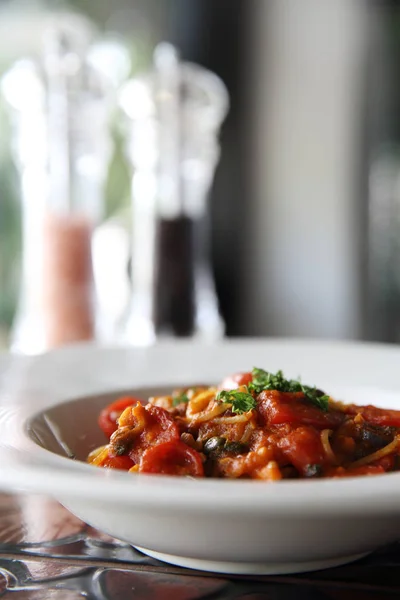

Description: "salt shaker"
2 23 118 353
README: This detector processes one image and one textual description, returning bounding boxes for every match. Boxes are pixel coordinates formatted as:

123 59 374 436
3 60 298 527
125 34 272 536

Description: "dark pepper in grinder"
153 216 196 336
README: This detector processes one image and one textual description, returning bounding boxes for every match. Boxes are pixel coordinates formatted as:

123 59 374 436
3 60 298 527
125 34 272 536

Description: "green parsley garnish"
172 392 190 406
248 368 329 412
216 389 257 414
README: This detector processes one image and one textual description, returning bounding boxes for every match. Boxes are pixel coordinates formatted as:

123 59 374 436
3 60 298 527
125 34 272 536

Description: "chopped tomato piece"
278 426 326 476
139 440 204 476
100 454 134 470
372 455 395 471
145 404 177 430
98 396 140 438
258 390 344 429
128 404 180 463
345 404 400 428
220 372 253 390
326 465 386 478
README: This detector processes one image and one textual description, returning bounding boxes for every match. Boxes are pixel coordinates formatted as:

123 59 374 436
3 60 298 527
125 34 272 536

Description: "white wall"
244 0 369 339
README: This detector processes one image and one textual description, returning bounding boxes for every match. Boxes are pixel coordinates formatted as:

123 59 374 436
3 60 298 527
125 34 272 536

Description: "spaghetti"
88 368 400 480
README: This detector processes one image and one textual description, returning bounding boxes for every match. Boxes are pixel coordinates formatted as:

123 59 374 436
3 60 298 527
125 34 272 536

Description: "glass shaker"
2 24 117 354
119 43 229 344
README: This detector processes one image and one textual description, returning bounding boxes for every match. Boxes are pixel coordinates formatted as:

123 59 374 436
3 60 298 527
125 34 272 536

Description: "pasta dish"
87 368 400 480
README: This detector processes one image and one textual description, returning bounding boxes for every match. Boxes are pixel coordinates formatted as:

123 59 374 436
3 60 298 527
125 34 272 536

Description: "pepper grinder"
119 43 229 344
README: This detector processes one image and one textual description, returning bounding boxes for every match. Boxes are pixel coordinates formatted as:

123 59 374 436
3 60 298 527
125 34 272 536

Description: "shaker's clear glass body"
2 28 113 353
119 53 229 344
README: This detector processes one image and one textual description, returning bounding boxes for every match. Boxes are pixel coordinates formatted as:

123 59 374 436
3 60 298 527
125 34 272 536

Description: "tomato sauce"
88 369 400 480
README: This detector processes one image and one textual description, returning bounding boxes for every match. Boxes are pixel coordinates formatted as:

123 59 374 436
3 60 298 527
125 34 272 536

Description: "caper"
203 436 226 454
224 441 247 454
109 427 134 456
304 463 322 478
358 423 394 450
203 437 247 457
113 443 128 456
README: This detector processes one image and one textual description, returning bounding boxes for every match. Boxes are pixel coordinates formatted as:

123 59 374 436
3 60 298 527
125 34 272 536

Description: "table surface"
0 493 399 599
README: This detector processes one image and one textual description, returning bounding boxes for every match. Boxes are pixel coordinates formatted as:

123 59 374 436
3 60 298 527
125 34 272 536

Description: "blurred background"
0 0 399 352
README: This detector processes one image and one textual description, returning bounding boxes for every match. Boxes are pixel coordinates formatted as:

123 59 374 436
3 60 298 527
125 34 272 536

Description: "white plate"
2 338 400 575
